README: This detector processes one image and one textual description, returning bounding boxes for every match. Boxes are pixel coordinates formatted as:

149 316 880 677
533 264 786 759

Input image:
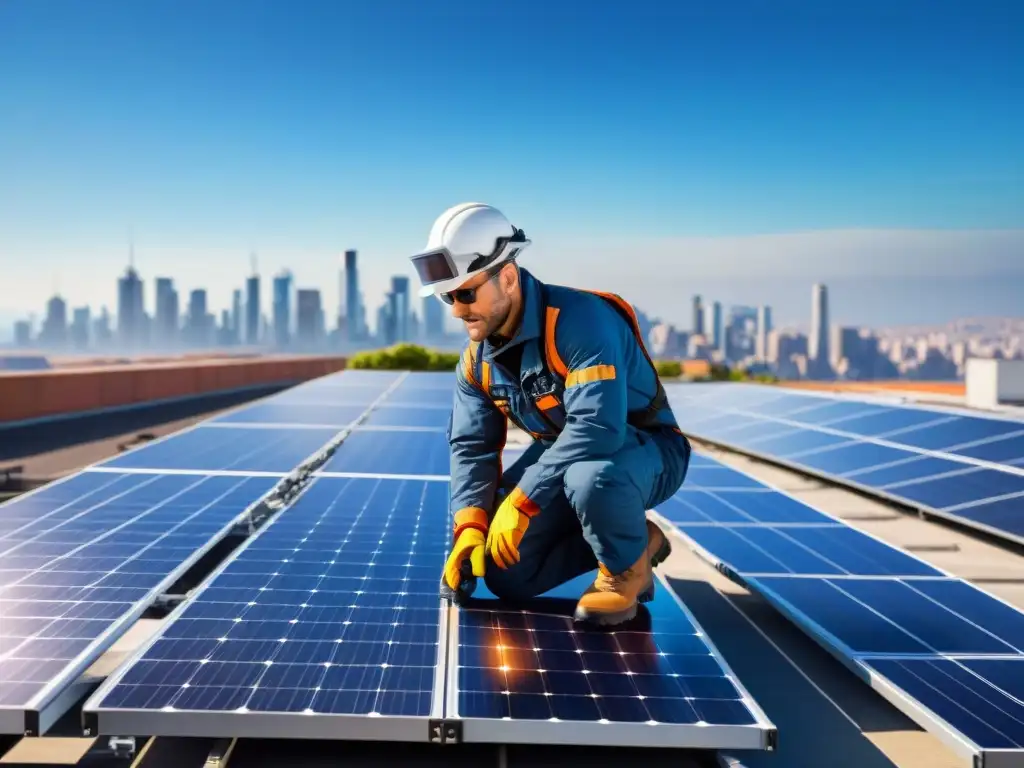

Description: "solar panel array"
664 382 1024 545
85 370 775 751
84 476 448 740
653 453 1024 765
0 468 282 734
0 369 402 734
38 367 1023 764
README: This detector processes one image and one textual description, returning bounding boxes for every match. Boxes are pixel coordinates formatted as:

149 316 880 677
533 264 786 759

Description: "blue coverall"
447 267 692 600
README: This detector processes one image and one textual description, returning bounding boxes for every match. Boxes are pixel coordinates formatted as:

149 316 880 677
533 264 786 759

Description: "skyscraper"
93 307 112 346
187 289 209 347
272 271 293 348
423 295 445 340
117 266 144 348
345 249 360 341
71 307 91 350
13 320 31 347
377 301 394 345
809 283 830 378
704 301 723 352
692 295 704 336
246 256 260 346
231 289 242 344
296 289 322 345
756 305 772 361
391 276 410 342
155 277 178 346
40 295 68 347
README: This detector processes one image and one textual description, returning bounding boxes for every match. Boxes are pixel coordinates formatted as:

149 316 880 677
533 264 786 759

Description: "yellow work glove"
443 527 487 592
486 490 536 570
442 507 489 597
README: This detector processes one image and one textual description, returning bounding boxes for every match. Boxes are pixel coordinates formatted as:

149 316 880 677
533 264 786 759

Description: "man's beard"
479 301 512 342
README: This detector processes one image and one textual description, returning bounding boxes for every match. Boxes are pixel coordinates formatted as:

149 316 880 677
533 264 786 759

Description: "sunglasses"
439 263 507 305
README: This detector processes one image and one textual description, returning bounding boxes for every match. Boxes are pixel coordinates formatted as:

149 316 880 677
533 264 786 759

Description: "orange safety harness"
461 288 669 436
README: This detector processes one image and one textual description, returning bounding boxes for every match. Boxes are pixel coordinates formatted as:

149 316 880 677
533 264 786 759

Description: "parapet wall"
0 355 347 424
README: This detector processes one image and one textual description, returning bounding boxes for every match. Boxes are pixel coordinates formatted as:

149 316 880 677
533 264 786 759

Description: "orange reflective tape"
453 506 489 536
481 360 492 392
535 393 560 411
544 307 568 378
509 487 541 518
566 364 616 388
461 347 478 387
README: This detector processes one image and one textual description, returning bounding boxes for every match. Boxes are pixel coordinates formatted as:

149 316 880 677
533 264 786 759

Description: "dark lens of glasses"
439 264 504 305
440 287 477 305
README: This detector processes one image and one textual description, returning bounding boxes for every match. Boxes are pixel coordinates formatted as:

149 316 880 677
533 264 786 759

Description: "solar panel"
859 657 1024 755
672 382 1024 462
210 403 368 428
665 383 1024 545
83 475 449 741
361 405 452 429
0 469 280 734
748 576 1023 656
270 384 397 407
97 426 342 474
383 387 456 407
447 571 774 749
679 465 773 491
325 371 407 387
320 430 451 477
389 372 456 391
675 525 944 577
653 452 1024 766
658 489 838 526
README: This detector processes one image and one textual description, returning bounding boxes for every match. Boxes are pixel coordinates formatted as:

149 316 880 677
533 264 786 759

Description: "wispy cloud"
537 228 1024 282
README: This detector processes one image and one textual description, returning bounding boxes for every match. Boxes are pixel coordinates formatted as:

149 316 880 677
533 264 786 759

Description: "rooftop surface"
0 384 1021 768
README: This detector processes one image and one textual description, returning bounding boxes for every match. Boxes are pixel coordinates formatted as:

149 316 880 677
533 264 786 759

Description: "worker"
410 202 692 626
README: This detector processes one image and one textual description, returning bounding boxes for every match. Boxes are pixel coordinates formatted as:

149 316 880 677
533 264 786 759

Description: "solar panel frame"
99 371 413 478
442 571 776 750
742 577 1024 768
96 425 346 474
0 369 407 736
208 403 370 428
0 468 286 735
652 450 1024 767
665 383 1024 547
81 475 450 742
858 656 1024 765
319 429 451 477
651 455 974 584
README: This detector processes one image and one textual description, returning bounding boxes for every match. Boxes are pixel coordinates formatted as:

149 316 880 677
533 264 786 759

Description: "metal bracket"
204 737 236 767
154 592 189 609
428 718 463 744
108 736 136 760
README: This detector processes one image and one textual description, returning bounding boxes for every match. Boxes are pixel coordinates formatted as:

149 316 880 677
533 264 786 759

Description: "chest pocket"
526 372 567 434
491 379 562 441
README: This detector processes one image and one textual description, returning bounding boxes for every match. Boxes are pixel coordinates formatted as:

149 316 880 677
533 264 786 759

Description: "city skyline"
2 1 1022 330
9 259 1020 386
3 254 1023 346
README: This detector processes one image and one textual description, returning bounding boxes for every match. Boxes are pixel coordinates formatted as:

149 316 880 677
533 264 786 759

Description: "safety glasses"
410 229 527 290
438 263 507 305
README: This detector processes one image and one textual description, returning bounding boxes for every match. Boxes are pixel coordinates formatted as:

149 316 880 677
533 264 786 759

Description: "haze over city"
2 0 1022 339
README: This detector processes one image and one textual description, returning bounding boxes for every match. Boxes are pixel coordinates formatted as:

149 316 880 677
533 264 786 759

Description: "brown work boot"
646 518 672 567
573 552 655 626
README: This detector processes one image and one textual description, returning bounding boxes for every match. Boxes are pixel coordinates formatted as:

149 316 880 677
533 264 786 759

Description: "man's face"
448 264 515 342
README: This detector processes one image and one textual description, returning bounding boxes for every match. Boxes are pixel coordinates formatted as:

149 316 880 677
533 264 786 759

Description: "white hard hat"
410 202 530 299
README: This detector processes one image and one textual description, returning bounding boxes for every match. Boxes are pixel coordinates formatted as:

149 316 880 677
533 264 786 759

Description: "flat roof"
2 426 1020 767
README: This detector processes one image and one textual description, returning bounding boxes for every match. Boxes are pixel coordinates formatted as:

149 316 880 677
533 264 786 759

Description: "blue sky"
1 0 1022 335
